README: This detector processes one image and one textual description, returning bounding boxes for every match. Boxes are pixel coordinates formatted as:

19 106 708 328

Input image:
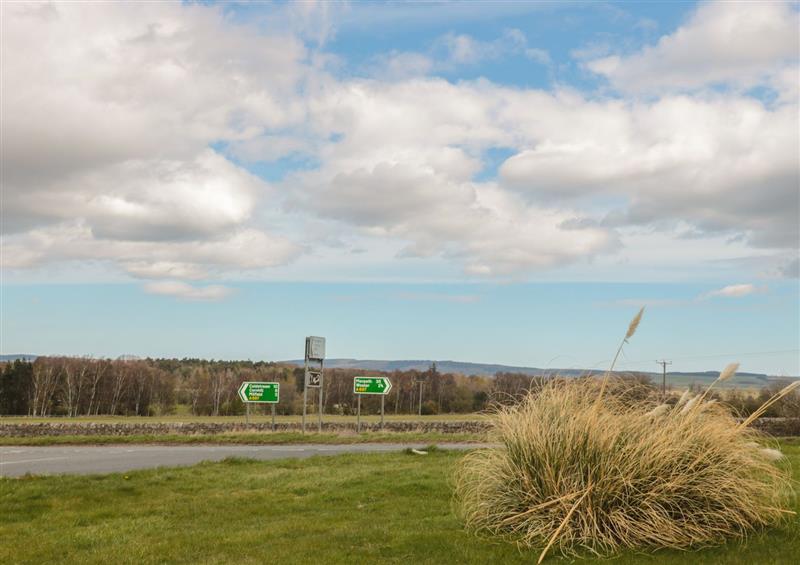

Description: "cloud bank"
2 0 797 296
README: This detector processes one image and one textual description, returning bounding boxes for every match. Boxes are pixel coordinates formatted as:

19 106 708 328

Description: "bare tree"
108 361 130 415
30 359 59 416
61 357 89 417
86 360 108 416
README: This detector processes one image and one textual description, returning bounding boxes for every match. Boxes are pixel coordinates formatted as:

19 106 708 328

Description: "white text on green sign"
353 376 392 395
238 382 279 403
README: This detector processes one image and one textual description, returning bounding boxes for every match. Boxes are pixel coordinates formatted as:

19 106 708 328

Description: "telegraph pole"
656 360 672 399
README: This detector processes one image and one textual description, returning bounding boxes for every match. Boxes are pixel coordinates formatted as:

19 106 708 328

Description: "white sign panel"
307 336 326 360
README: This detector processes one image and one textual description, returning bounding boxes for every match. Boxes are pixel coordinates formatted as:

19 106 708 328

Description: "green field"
1 441 798 564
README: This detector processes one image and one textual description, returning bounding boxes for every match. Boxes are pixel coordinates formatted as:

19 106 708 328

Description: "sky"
1 1 799 374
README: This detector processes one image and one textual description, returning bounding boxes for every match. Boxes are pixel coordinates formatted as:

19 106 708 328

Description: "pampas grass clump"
453 310 796 562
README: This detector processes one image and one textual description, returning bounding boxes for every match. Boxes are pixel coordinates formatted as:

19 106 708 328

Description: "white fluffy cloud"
2 1 797 288
143 281 234 301
3 224 298 275
284 79 617 275
281 73 796 273
2 2 309 287
586 1 799 93
10 150 261 241
702 283 765 299
500 94 799 247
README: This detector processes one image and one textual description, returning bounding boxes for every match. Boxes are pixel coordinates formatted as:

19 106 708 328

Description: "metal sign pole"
318 359 323 433
302 353 308 434
302 336 325 434
357 393 361 433
239 381 279 429
352 376 391 432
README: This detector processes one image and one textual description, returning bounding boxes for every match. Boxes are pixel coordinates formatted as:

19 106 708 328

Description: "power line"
577 348 799 376
613 349 799 367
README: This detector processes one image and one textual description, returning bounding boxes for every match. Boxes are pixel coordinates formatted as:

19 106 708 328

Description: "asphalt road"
0 443 489 477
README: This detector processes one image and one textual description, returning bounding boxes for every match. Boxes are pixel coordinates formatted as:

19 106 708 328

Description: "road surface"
0 443 490 477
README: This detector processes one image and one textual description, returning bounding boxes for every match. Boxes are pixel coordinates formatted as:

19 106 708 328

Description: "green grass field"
1 440 798 564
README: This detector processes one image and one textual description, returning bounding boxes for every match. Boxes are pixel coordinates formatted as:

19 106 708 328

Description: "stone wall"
0 420 489 437
750 417 800 437
1 418 799 438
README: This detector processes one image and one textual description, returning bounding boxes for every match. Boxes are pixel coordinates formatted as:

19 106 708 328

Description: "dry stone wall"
0 420 489 437
1 418 799 437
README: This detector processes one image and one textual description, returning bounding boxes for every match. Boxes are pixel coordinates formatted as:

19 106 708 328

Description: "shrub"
453 309 797 562
421 400 439 415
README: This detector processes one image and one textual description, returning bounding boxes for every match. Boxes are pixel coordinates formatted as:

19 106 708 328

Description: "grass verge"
0 441 797 564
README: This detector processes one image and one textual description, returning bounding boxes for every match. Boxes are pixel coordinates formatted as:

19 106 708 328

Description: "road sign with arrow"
238 381 279 403
353 376 392 395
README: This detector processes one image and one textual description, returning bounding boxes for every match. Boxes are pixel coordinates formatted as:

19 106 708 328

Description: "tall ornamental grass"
454 309 797 562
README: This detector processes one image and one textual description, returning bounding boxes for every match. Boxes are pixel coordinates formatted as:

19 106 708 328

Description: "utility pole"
656 360 672 400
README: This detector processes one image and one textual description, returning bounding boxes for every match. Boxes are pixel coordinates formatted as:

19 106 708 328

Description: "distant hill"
285 358 561 376
283 358 797 389
5 354 796 390
0 354 37 362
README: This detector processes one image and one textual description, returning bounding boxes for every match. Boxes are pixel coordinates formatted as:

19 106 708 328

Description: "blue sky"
2 1 798 373
4 280 798 375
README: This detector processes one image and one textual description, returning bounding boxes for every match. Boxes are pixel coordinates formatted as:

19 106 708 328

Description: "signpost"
354 376 392 395
353 376 392 432
238 382 279 403
303 336 325 434
238 381 279 429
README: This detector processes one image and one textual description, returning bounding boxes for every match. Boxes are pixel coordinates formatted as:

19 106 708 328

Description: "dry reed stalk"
693 362 739 404
739 381 800 428
595 307 644 405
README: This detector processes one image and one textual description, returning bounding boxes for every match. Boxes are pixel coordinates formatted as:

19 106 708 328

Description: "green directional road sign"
238 381 279 403
353 376 392 395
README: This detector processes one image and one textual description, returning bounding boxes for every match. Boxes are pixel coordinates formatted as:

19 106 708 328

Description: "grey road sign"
307 336 326 360
303 336 326 433
306 369 321 388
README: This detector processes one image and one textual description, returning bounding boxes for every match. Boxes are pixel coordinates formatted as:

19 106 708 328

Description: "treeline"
0 358 493 417
0 358 177 417
1 358 797 418
691 381 800 419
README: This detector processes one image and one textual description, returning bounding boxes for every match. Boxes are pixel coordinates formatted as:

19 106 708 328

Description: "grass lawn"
1 440 797 564
0 431 486 447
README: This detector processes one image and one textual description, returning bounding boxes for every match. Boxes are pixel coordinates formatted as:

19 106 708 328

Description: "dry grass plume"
453 310 796 562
